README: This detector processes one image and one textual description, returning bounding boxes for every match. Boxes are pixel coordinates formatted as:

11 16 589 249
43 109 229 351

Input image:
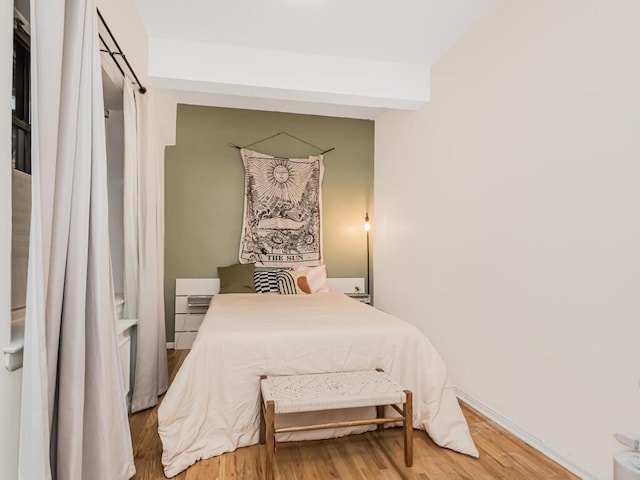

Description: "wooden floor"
130 350 578 479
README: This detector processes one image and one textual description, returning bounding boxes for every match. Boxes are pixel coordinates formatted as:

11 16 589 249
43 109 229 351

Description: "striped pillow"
254 270 279 293
292 265 329 293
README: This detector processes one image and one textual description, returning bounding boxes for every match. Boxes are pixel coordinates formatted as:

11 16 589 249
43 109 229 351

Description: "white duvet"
158 293 478 477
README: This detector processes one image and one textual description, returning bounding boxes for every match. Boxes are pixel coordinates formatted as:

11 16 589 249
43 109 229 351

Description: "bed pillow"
276 271 311 295
292 265 329 293
218 263 256 294
254 270 279 293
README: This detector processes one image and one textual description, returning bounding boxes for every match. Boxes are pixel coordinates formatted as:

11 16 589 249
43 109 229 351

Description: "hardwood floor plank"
130 350 579 479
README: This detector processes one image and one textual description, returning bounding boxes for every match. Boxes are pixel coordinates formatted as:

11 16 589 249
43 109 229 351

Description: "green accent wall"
164 105 374 341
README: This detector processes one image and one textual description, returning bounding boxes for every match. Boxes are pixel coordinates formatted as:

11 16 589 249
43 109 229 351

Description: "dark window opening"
12 18 30 175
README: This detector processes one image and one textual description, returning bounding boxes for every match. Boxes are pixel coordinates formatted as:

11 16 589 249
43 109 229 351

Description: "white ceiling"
134 0 498 118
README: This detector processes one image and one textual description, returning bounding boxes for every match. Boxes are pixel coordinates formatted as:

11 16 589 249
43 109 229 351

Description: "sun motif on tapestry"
250 157 315 206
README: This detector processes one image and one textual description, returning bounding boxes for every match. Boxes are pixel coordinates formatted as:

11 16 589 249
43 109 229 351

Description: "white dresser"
175 278 220 349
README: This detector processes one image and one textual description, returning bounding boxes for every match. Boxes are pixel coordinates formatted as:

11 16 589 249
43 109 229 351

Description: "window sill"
3 339 24 371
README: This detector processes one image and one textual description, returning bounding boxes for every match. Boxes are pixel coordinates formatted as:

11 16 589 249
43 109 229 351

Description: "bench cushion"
261 371 406 414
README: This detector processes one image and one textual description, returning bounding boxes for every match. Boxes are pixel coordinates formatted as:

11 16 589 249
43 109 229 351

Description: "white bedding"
158 293 478 477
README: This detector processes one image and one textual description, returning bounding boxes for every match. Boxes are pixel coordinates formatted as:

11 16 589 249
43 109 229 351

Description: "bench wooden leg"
265 400 275 480
376 405 385 432
260 402 266 444
260 376 267 444
403 390 413 467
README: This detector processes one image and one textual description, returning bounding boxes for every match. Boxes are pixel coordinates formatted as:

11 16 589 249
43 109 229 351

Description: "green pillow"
218 263 256 294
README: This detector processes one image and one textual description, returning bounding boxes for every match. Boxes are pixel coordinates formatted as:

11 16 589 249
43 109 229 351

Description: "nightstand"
175 278 220 349
345 292 371 305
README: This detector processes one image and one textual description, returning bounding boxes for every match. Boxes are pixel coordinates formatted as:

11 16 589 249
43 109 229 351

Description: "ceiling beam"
147 37 430 117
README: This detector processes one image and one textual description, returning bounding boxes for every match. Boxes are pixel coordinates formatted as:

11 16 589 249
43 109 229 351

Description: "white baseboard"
454 387 597 480
166 342 175 350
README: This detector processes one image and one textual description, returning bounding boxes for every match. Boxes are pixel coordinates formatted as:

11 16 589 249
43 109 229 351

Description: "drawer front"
175 313 205 332
175 296 210 314
175 331 198 350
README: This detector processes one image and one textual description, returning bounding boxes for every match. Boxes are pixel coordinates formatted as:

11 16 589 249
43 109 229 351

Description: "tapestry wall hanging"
239 148 324 267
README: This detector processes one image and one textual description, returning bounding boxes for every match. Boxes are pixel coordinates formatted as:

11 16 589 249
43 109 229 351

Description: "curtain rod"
97 8 147 94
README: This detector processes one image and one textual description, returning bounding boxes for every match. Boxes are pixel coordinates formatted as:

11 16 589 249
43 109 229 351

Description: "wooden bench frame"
259 372 413 480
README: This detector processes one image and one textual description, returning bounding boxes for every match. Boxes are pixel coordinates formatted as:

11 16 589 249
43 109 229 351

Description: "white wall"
106 111 125 295
96 0 148 81
374 1 640 479
96 0 177 148
0 1 23 478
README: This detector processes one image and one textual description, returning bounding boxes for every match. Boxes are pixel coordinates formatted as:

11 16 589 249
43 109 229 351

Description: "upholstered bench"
259 370 413 480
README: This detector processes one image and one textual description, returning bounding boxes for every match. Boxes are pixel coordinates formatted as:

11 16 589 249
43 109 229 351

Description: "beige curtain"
122 82 138 322
19 1 136 478
124 84 169 413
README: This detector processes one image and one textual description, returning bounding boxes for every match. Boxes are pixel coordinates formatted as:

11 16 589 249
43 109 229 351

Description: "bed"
158 292 478 477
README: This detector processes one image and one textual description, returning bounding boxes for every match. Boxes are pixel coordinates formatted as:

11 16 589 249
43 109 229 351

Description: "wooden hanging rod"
228 131 335 155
